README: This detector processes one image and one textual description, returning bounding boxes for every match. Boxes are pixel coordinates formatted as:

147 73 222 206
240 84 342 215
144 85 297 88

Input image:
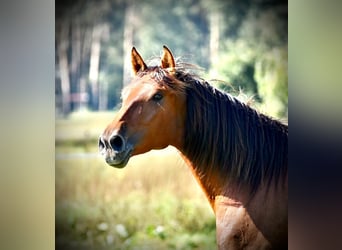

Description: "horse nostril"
109 135 125 152
98 136 106 152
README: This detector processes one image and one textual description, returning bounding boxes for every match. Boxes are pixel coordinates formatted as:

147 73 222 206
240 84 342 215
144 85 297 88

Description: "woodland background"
56 0 287 119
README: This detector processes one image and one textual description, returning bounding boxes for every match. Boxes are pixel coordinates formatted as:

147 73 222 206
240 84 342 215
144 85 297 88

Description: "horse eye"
151 93 163 102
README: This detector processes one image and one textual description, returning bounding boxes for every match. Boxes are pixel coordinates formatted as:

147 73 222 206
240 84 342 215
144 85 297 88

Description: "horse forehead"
122 81 157 103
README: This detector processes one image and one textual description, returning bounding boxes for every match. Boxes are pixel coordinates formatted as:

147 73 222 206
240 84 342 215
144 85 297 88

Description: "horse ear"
131 47 147 75
161 45 175 73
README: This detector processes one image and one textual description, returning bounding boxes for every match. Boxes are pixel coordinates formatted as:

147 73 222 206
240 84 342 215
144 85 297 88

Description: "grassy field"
56 111 216 249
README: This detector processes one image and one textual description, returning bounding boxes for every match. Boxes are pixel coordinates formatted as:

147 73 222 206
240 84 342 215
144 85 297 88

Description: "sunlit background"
55 0 287 249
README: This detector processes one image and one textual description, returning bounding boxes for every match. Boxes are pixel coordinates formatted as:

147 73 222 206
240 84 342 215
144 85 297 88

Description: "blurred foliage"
56 111 216 249
56 144 215 249
255 46 288 118
210 3 287 118
56 0 287 119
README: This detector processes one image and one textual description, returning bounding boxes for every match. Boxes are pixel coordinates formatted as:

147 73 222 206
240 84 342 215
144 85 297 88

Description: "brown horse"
99 46 288 249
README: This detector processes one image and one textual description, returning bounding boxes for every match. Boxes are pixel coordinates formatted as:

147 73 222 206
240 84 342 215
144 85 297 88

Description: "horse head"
99 46 186 168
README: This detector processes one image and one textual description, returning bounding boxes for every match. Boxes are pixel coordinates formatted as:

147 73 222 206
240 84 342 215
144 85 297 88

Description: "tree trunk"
89 24 102 110
123 3 135 86
80 27 92 110
98 24 110 111
57 20 71 115
71 18 83 111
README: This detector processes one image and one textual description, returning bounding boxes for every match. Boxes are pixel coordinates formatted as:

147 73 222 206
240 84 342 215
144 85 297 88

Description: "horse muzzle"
98 134 133 168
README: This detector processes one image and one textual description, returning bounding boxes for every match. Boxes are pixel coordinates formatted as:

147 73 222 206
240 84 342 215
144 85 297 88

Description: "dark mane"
141 64 288 194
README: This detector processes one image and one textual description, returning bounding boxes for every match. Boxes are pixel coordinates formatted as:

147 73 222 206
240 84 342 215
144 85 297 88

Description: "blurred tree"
133 0 209 67
56 19 71 115
255 46 288 118
56 0 123 113
123 0 138 86
208 0 287 118
55 0 287 119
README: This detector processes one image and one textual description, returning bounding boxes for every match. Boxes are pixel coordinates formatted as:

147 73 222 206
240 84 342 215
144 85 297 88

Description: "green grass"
56 111 216 249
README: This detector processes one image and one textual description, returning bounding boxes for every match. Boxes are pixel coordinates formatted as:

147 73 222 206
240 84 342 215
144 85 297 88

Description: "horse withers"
99 46 288 249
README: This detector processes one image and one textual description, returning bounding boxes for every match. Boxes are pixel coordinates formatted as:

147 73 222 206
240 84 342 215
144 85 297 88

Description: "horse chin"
105 148 133 169
107 157 130 169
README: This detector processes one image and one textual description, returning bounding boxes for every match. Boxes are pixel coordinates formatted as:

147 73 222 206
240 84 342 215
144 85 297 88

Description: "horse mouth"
103 147 133 169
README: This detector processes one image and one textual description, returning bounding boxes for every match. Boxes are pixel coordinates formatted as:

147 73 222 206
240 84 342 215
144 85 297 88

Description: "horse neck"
178 150 287 213
178 153 219 208
176 81 244 205
178 152 251 209
176 79 287 208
